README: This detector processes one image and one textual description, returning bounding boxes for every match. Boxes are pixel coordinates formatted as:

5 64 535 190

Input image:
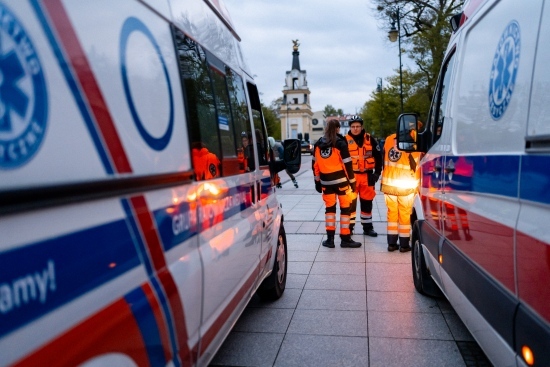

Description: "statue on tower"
292 39 300 51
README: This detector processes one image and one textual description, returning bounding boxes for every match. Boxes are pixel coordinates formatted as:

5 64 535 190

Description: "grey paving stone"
297 289 367 311
369 337 466 367
209 331 284 367
305 274 366 291
315 250 366 262
286 234 322 251
367 290 440 313
288 250 317 262
233 307 294 333
366 251 412 264
368 310 453 340
287 261 312 274
248 288 302 309
366 262 416 292
444 312 475 341
287 309 368 337
285 274 308 289
275 334 369 367
310 261 365 275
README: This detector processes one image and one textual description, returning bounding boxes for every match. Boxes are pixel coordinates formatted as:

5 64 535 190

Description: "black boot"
363 225 378 237
322 234 335 248
340 235 361 248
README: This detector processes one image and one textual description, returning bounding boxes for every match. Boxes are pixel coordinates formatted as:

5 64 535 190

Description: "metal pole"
397 8 404 113
377 77 383 137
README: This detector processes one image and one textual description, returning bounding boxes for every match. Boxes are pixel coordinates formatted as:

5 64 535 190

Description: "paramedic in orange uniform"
313 119 362 248
191 142 221 180
380 133 421 252
346 115 382 237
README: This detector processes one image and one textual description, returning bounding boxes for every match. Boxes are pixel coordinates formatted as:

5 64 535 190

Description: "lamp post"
388 7 404 113
376 77 383 137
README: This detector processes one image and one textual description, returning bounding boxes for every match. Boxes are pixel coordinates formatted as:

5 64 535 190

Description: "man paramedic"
346 115 382 236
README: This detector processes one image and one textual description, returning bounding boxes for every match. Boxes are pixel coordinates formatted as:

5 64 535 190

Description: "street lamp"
388 7 404 113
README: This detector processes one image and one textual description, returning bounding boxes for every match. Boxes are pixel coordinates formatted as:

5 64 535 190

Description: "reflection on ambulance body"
0 1 293 367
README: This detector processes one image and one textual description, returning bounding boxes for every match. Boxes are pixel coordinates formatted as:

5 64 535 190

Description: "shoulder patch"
0 3 48 169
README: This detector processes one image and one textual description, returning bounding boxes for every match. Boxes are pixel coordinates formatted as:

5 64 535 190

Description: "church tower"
281 40 313 141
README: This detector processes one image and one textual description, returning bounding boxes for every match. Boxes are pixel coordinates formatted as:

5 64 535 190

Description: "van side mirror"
283 139 301 174
397 113 419 152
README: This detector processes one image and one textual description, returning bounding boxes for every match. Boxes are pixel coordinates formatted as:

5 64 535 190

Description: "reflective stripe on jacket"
313 135 355 188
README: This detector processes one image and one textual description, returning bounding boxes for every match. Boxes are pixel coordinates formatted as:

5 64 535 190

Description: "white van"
0 0 300 366
398 0 550 366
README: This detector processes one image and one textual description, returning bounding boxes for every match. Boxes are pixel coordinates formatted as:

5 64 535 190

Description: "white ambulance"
0 0 300 366
398 0 550 366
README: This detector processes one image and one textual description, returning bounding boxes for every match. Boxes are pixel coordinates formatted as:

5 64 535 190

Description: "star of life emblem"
320 147 332 159
388 147 401 162
488 20 520 120
0 4 48 169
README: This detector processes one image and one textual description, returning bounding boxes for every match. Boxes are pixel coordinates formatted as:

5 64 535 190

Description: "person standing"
346 116 382 237
380 133 422 252
313 119 361 248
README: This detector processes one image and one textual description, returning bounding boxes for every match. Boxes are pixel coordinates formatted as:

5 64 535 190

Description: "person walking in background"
346 115 382 237
313 119 361 248
268 137 298 188
380 132 422 252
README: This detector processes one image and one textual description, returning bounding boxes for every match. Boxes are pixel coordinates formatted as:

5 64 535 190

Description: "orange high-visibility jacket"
192 147 220 180
346 131 382 174
313 134 355 188
380 133 421 196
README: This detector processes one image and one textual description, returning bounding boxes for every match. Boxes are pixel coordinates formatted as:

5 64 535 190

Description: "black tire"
412 222 442 297
257 225 287 300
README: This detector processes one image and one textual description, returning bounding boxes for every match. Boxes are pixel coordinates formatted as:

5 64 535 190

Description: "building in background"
281 40 313 142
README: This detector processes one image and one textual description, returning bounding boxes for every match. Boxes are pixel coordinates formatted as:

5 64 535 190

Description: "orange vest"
347 133 375 172
380 134 421 196
313 139 351 187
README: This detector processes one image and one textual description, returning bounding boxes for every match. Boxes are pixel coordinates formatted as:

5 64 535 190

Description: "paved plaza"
210 160 491 367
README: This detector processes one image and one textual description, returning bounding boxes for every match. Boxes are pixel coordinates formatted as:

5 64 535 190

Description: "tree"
323 105 344 117
373 0 463 102
262 103 281 140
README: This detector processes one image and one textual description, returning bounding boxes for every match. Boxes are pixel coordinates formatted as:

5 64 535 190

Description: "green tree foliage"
262 103 281 140
369 0 463 123
361 70 431 139
323 105 344 117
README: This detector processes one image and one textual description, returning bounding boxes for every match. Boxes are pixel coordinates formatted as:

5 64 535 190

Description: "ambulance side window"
226 68 253 173
176 29 253 179
428 50 456 145
173 28 221 180
246 82 269 168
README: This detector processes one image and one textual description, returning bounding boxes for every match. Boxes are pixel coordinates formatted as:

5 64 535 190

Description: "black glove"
350 182 356 192
315 181 322 193
373 173 380 183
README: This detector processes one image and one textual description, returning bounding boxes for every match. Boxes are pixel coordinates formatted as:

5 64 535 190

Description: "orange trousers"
384 193 414 247
322 187 352 236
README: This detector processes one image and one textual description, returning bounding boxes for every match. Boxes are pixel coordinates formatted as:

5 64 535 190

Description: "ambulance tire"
412 222 442 297
257 225 288 300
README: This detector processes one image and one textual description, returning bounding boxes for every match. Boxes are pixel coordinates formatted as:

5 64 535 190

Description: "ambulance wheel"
412 222 442 297
257 225 287 300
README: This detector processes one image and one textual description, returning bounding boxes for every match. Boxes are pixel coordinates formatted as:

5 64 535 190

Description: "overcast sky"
222 0 404 114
